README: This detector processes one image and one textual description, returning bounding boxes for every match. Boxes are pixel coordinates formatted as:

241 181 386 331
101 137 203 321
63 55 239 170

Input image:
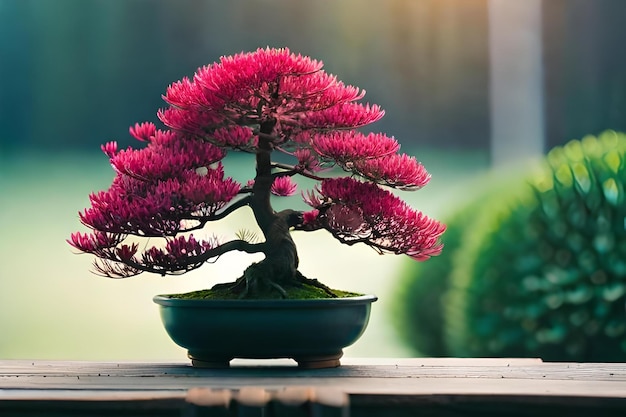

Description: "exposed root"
268 281 288 297
210 263 338 299
211 277 246 294
211 262 290 299
295 272 338 298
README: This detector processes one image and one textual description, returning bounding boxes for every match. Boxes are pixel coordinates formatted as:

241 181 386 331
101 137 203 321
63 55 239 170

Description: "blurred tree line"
0 0 625 155
544 0 626 150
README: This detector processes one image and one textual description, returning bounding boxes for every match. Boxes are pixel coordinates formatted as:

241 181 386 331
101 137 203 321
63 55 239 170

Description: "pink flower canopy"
69 47 445 278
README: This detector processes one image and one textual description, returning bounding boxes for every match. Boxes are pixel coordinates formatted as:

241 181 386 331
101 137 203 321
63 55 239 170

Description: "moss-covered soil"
169 282 361 300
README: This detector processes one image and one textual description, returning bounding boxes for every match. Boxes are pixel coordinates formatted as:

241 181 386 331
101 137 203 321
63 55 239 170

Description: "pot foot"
294 352 343 369
188 353 232 368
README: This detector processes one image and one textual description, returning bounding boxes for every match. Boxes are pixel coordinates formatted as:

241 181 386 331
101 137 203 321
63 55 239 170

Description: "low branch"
292 222 325 232
120 239 267 276
328 230 413 256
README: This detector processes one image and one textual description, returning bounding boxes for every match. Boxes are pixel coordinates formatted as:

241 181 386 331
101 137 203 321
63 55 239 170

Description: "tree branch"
185 195 252 223
271 163 326 181
325 229 410 255
119 239 267 276
215 198 250 218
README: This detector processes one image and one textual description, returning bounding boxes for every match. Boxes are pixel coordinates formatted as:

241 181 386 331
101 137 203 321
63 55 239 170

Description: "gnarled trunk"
233 120 303 295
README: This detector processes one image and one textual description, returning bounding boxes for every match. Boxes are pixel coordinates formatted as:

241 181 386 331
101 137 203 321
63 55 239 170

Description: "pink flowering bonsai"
69 47 445 299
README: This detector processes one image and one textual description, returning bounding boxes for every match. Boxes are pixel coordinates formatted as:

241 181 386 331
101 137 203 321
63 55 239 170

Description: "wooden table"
1 358 625 416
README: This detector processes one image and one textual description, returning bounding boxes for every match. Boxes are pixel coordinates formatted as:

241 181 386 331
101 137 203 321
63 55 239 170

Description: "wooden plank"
1 358 626 399
2 359 626 417
1 358 625 382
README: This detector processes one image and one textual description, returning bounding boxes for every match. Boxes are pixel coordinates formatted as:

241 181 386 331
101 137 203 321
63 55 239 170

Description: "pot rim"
153 293 377 308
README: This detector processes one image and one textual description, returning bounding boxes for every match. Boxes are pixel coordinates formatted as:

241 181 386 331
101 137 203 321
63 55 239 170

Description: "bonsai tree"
69 47 445 299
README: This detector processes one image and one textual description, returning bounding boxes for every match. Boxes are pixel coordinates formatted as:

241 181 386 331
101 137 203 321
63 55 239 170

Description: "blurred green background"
1 0 626 361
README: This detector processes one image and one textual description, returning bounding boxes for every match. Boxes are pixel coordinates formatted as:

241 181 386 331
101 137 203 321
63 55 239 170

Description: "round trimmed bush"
393 172 527 356
446 131 626 361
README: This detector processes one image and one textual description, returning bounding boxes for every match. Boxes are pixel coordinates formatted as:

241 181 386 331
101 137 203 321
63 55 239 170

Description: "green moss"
169 283 361 300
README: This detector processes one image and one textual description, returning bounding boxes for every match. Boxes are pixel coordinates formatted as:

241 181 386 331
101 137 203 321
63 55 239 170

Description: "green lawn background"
0 149 489 360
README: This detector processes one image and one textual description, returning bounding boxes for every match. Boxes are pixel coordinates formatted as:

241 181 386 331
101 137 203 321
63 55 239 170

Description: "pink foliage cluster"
140 235 220 274
78 133 240 238
110 126 227 181
313 131 400 164
70 47 445 279
271 176 298 197
69 125 240 276
303 178 445 260
311 131 430 190
157 48 386 158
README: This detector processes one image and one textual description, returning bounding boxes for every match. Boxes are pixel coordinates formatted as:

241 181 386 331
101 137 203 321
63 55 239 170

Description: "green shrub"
393 172 527 356
393 210 465 356
446 131 626 361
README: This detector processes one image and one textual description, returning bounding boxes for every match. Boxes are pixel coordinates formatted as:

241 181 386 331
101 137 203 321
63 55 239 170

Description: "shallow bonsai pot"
153 294 377 368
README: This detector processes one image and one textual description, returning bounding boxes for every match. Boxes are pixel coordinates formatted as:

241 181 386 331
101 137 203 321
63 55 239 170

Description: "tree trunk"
244 120 301 292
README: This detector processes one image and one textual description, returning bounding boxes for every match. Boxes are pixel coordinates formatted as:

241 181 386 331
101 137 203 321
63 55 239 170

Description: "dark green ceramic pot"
153 294 377 368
